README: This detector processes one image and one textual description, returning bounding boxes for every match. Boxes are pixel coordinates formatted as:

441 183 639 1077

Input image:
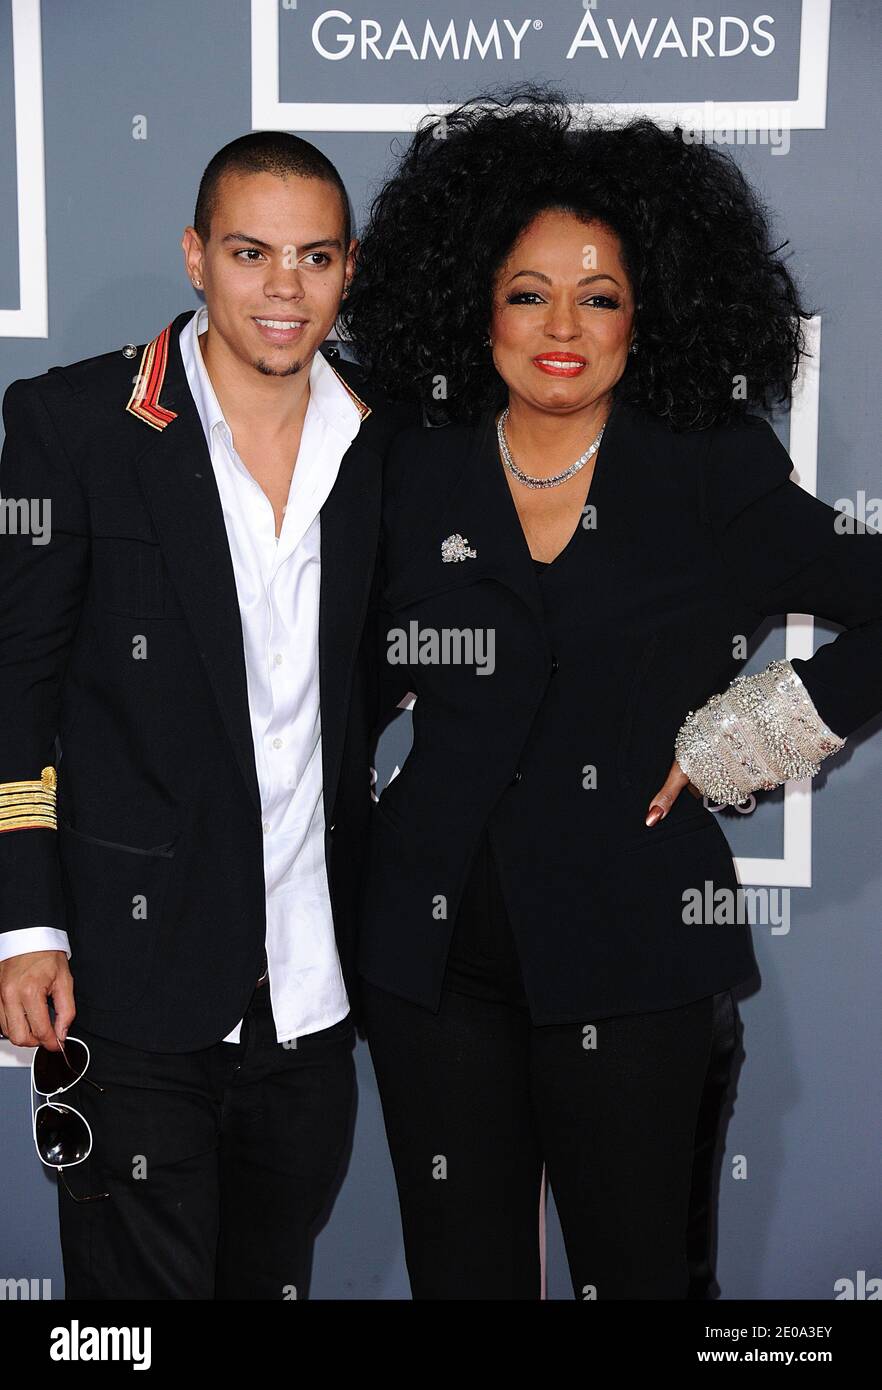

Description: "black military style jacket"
0 310 416 1049
358 399 882 1023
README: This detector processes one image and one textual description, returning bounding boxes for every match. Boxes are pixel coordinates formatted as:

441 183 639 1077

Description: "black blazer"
0 310 416 1050
358 398 882 1023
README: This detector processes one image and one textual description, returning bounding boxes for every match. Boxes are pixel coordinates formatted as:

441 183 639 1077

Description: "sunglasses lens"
35 1104 91 1166
33 1038 88 1095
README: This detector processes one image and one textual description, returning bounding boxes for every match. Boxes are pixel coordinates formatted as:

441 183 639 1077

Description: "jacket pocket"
89 495 182 621
616 633 661 790
613 804 718 854
58 820 176 857
57 819 177 1010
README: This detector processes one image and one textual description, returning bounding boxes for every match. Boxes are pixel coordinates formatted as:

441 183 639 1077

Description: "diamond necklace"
496 406 606 490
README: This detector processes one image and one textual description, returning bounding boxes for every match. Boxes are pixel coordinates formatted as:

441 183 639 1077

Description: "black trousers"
361 979 722 1300
56 974 356 1299
360 830 739 1300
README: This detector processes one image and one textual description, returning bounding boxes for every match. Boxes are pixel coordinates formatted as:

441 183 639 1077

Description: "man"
0 132 415 1298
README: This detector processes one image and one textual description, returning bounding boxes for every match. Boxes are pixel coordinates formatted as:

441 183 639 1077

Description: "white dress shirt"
1 306 362 1046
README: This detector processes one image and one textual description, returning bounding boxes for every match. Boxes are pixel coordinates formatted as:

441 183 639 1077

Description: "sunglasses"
31 1036 109 1203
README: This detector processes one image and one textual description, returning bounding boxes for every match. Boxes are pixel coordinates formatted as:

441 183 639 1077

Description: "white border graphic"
252 0 831 133
0 0 47 337
735 314 822 891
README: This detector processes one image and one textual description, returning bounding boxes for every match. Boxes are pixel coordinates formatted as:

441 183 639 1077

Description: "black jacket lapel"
380 405 543 630
129 313 262 815
318 435 382 825
125 312 385 827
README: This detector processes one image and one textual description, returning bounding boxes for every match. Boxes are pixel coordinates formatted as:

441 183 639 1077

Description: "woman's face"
488 210 636 417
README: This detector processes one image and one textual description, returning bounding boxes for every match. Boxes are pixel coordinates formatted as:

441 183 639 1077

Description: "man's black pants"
56 977 356 1299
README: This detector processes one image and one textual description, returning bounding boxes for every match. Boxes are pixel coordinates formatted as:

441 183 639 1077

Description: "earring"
629 339 638 354
192 279 202 290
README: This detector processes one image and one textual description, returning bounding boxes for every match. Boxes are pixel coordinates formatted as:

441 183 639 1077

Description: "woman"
339 88 882 1299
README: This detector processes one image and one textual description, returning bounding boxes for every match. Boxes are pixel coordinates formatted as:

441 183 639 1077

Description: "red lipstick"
532 352 587 377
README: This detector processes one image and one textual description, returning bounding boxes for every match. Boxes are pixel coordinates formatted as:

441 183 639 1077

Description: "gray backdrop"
1 0 879 1300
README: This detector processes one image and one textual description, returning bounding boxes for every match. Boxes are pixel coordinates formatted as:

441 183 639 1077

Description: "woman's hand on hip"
646 761 703 826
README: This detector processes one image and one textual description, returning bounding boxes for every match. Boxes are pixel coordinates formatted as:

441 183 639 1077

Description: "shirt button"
272 737 283 749
550 656 559 674
262 821 270 834
510 770 522 785
273 653 283 666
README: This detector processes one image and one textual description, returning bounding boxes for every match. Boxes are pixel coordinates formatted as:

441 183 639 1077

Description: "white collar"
179 304 363 447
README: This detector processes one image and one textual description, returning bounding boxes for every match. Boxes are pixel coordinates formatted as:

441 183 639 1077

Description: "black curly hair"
339 83 814 431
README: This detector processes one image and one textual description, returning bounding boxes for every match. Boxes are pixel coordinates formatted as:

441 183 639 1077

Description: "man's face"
182 169 354 377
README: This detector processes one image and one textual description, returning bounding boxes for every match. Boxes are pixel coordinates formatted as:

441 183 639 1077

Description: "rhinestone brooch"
441 533 477 563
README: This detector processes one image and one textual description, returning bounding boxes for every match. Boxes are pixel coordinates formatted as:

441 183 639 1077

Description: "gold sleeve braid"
674 659 846 808
0 766 57 832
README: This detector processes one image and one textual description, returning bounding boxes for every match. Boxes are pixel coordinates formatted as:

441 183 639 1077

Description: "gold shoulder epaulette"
0 766 57 833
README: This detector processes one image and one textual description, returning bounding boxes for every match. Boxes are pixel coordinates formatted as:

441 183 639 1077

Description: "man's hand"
646 759 703 826
0 951 75 1050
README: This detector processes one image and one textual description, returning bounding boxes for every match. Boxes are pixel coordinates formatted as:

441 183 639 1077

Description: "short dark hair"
194 131 352 250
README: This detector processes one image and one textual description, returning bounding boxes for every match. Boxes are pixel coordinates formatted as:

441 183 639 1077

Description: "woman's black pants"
360 978 721 1300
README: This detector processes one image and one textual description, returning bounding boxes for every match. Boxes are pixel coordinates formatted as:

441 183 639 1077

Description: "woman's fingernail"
645 805 665 826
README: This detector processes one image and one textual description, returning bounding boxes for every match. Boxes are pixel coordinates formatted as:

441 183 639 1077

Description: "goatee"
254 356 305 378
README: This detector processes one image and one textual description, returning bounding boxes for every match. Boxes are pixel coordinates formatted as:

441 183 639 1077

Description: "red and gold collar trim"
125 322 178 431
325 358 371 421
125 322 371 430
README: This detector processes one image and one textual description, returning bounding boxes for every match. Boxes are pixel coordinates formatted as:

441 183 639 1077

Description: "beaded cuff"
0 766 57 832
674 659 846 807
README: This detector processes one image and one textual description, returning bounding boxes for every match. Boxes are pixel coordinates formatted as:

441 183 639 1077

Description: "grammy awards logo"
307 9 779 65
